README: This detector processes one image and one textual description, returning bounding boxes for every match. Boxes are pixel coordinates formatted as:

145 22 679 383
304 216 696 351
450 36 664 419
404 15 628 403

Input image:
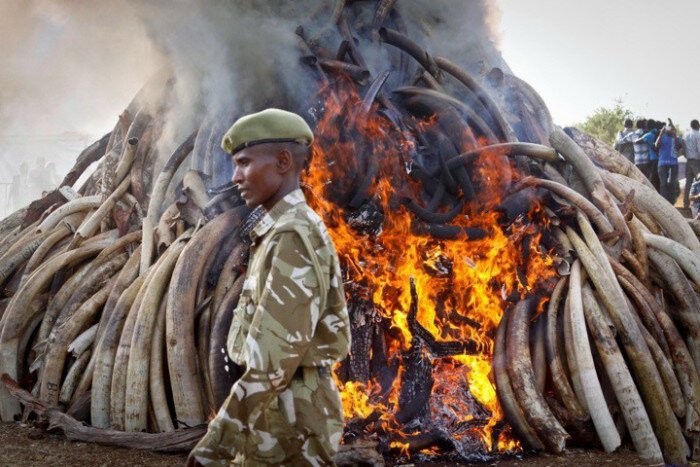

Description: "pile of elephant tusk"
497 127 700 465
0 1 700 465
0 95 256 435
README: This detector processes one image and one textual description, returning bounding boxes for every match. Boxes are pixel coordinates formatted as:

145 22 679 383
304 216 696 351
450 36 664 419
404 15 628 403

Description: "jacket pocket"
226 294 251 364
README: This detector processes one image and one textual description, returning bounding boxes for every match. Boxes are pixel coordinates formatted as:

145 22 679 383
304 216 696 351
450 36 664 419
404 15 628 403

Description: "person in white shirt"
614 119 635 162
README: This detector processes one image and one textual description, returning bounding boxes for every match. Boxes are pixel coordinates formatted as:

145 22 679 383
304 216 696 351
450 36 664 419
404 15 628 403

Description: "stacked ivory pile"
497 129 700 466
0 1 698 465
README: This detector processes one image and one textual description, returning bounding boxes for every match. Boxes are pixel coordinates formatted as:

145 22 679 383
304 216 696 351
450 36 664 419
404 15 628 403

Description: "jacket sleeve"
190 230 322 465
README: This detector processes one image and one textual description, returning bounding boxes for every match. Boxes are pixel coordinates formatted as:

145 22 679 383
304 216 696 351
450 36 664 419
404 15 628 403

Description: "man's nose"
232 166 243 184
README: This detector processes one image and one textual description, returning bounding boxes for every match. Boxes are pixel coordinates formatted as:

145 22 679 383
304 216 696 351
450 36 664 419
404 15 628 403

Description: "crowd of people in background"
615 118 700 217
8 156 60 212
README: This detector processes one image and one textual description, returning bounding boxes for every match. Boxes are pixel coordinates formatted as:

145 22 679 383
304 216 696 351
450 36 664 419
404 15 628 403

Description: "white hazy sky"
497 0 700 128
3 0 700 173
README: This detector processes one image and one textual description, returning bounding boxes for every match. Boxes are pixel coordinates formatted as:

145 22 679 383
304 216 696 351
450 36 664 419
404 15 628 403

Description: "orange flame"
389 441 410 458
304 78 556 454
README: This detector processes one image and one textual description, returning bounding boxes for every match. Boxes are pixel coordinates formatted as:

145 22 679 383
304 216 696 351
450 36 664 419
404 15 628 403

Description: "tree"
577 101 634 146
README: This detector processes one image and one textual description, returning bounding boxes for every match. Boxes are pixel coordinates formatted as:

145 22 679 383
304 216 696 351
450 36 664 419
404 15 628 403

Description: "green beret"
221 108 314 155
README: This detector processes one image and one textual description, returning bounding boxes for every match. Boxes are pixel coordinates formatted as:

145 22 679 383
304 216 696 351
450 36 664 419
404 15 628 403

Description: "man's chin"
243 198 261 208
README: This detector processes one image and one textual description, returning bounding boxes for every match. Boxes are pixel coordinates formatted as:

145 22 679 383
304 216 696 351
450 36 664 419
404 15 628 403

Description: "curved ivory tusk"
644 233 700 287
36 196 102 234
506 297 569 453
568 261 620 452
610 173 700 256
581 284 662 462
493 308 545 450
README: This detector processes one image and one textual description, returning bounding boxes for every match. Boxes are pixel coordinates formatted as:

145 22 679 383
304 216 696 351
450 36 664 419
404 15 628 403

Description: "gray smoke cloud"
0 0 161 137
397 0 505 75
130 0 318 160
130 0 508 161
0 0 162 216
0 0 508 205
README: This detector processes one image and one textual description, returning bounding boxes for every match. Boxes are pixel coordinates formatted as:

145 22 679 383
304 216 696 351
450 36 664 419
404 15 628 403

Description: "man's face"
231 145 283 208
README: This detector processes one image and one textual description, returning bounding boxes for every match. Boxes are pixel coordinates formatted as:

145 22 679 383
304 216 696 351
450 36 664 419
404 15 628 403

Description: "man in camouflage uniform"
188 108 351 466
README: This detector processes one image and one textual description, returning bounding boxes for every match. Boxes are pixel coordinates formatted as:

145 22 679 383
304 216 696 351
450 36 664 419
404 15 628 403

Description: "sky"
497 0 700 128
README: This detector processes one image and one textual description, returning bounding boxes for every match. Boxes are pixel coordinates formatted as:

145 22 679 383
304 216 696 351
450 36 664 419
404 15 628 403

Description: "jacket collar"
250 189 306 242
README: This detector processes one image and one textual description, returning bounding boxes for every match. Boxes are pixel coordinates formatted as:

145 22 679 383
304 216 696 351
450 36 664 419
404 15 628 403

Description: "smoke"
129 0 321 159
129 0 508 160
0 1 161 137
0 0 508 190
396 0 506 76
0 0 162 205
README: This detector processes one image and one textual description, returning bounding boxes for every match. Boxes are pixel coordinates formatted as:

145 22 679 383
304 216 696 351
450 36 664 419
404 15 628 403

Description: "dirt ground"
472 449 650 467
0 422 187 467
0 422 656 467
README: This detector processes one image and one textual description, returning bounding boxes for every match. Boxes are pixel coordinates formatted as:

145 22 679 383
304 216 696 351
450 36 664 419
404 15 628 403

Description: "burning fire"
302 79 556 457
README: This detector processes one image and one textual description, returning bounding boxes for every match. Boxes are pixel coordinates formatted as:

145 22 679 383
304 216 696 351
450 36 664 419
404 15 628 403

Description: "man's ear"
276 148 293 173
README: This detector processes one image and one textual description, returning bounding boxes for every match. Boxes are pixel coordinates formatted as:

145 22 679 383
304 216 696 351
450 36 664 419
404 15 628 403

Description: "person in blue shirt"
655 120 682 204
620 119 651 174
640 120 662 191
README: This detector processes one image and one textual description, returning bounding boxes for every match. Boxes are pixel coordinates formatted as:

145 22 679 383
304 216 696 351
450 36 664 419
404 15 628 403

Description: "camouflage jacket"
192 188 350 464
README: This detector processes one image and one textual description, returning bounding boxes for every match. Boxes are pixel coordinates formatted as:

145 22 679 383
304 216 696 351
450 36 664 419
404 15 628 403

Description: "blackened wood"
370 323 396 394
396 338 433 424
344 410 382 441
411 222 487 242
407 277 478 356
345 200 385 237
402 196 464 224
348 299 374 383
495 187 548 224
390 428 454 454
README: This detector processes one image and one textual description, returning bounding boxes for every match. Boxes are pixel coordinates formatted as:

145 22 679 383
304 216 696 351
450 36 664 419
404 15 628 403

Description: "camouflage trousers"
232 367 344 466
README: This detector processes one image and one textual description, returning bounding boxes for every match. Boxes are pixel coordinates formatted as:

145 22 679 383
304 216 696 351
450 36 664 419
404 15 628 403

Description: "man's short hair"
635 119 647 130
624 119 633 128
287 142 310 171
691 120 700 130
